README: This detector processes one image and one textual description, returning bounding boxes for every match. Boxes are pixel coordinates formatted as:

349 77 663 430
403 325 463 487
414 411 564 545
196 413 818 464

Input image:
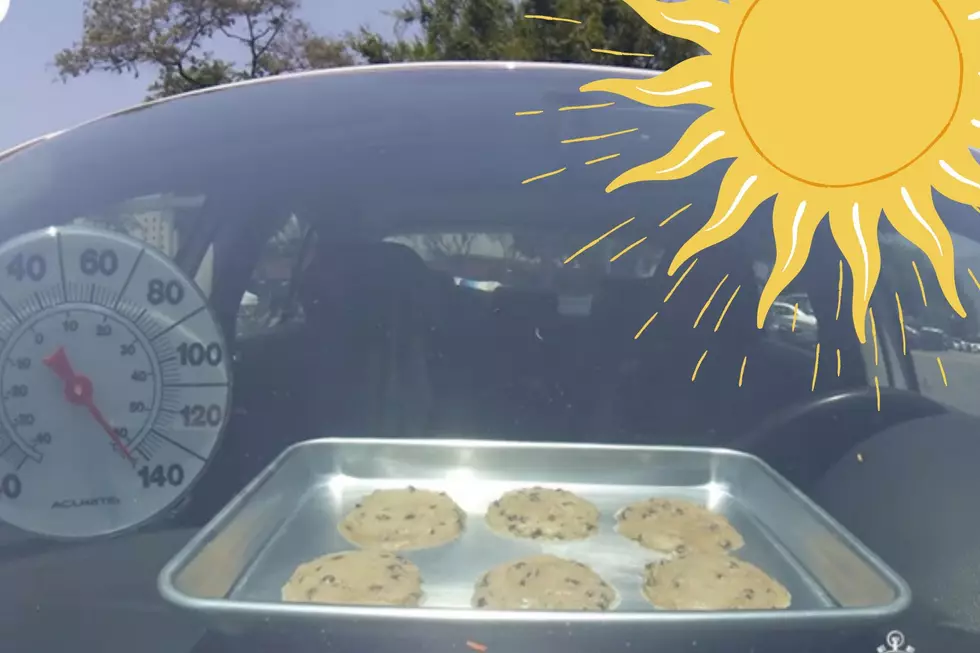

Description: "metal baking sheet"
159 438 910 639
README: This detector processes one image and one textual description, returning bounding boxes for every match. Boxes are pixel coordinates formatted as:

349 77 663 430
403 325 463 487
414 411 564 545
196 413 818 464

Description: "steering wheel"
730 387 948 491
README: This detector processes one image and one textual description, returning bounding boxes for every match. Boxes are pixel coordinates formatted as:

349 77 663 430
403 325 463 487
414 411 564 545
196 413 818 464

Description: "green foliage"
54 0 353 100
348 0 701 68
56 0 703 99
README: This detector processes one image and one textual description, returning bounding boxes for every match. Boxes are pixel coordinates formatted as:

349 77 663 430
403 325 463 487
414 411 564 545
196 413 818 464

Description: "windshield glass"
0 65 979 653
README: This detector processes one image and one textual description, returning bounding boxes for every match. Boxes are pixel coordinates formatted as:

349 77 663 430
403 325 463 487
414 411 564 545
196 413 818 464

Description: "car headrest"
300 241 434 323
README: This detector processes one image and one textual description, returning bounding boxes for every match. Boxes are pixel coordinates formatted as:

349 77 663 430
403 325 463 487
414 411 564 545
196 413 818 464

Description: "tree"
54 0 353 100
349 0 701 69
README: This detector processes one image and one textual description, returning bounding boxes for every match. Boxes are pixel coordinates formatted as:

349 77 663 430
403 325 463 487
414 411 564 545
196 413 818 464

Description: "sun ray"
523 14 581 24
881 185 965 315
611 237 647 262
869 308 879 366
874 376 881 411
660 203 692 227
586 153 620 165
969 267 980 291
560 102 614 111
606 113 735 191
591 48 655 58
739 356 747 387
911 260 928 306
515 110 544 116
581 56 721 109
937 357 949 386
791 303 799 332
664 258 698 302
829 202 881 342
694 275 729 328
563 216 635 264
522 167 565 184
619 0 733 53
934 151 980 207
692 349 709 382
669 159 775 274
714 285 740 332
836 260 843 320
836 348 841 376
635 312 658 339
757 195 827 327
811 343 821 391
896 292 907 355
562 128 638 144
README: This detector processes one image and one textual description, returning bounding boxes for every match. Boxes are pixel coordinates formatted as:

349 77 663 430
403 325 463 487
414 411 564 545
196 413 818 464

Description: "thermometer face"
0 226 231 538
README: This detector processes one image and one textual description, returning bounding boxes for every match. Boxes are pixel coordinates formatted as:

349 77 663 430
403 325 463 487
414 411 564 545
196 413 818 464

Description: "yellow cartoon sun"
582 0 980 342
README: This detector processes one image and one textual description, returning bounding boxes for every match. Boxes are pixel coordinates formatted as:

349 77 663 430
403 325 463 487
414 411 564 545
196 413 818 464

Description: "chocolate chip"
743 588 755 599
547 515 557 521
405 513 416 520
708 523 720 532
530 528 543 538
408 486 416 493
720 539 732 550
728 561 740 569
369 584 383 591
476 597 488 607
565 577 581 585
376 514 391 521
306 588 316 599
515 562 526 569
672 580 680 588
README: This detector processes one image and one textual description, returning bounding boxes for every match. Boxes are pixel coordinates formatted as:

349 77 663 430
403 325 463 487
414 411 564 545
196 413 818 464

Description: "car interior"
0 65 979 653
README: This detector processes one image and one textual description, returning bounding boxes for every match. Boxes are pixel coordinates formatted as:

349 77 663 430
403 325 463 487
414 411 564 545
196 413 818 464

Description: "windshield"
0 65 979 653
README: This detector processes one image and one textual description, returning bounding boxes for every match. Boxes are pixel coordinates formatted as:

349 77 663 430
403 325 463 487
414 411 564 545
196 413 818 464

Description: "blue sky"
0 0 398 151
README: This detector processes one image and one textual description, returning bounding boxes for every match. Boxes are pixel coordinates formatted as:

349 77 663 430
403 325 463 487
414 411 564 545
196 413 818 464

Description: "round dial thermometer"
0 226 231 538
